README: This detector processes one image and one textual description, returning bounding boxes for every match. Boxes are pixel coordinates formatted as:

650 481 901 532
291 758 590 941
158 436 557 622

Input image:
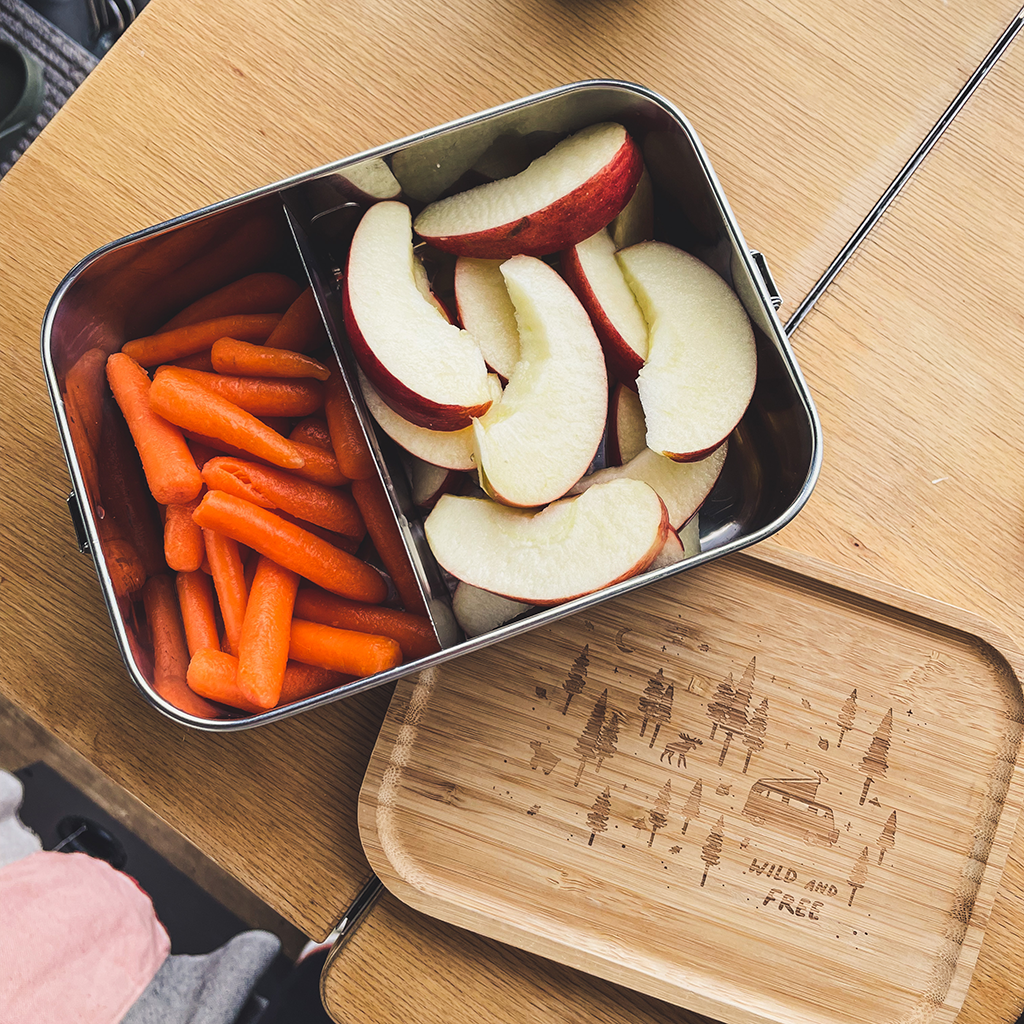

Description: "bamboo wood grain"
358 547 1024 1024
1 0 1021 971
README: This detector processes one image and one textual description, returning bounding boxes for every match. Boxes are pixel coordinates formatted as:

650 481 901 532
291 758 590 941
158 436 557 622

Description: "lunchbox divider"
279 192 462 651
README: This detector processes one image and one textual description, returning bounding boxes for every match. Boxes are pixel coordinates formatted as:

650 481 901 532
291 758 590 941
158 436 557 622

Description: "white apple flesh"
472 255 608 508
454 257 521 381
561 226 648 386
408 456 464 510
678 513 701 557
616 242 756 461
567 442 727 530
343 201 493 430
608 165 654 249
606 382 647 466
649 528 685 570
451 582 533 638
424 478 669 606
413 122 643 259
358 368 502 472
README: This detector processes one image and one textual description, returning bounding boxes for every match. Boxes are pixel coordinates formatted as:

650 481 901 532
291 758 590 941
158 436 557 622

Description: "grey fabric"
0 0 96 178
121 930 282 1024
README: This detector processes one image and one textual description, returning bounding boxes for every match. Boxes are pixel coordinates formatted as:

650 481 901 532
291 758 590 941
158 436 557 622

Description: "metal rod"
784 8 1024 338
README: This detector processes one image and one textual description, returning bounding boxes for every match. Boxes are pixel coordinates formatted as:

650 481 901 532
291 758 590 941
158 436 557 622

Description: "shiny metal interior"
41 79 822 731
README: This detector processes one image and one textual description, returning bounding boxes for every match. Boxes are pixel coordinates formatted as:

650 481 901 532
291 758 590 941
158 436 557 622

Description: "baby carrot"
162 272 304 331
202 527 249 655
294 586 440 660
351 474 426 615
149 366 306 470
187 648 349 713
236 556 300 709
274 511 361 554
175 569 220 656
142 574 220 718
64 348 107 452
121 313 283 367
158 366 324 418
264 286 329 353
201 456 366 538
184 429 345 487
103 537 148 598
290 618 402 677
211 337 331 381
290 416 333 451
192 490 387 604
164 497 205 572
324 368 376 481
171 350 216 372
106 352 203 505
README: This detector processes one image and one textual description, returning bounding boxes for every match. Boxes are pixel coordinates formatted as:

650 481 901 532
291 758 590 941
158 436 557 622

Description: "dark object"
0 38 43 153
55 813 129 869
254 947 334 1024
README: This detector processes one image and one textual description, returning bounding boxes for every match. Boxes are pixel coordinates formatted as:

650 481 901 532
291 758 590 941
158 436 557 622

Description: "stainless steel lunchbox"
41 79 822 731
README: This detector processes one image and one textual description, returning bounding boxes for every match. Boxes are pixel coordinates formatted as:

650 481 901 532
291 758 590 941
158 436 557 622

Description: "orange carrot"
192 490 387 604
103 538 148 597
290 416 333 451
186 648 349 713
142 574 220 718
106 353 203 505
184 429 347 487
121 313 283 367
202 527 249 655
201 456 365 538
98 410 167 577
156 366 324 418
264 286 329 353
235 556 300 708
162 272 304 330
164 497 205 571
351 474 426 615
274 511 361 554
290 618 402 677
64 348 107 452
175 569 220 655
171 350 216 372
211 337 331 381
294 586 440 660
324 368 376 480
149 366 306 470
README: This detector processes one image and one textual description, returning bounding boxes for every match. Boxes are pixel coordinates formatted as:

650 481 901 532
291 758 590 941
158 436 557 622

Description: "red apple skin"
415 135 644 260
561 244 645 388
342 273 492 431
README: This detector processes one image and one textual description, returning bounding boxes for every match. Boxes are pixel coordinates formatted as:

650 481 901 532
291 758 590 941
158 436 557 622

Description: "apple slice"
561 226 648 386
608 165 654 249
358 368 502 471
678 513 701 557
308 157 403 209
451 582 533 638
606 382 647 466
471 256 608 508
424 478 669 605
567 442 727 530
454 257 520 381
617 241 756 461
408 456 464 510
649 529 685 570
413 122 643 259
343 201 493 430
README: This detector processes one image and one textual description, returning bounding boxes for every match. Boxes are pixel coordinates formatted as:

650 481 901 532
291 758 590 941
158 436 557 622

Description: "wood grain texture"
0 0 1021 967
358 548 1024 1024
754 37 1024 1024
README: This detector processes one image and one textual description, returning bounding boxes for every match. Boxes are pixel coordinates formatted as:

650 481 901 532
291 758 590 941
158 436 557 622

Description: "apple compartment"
42 80 822 732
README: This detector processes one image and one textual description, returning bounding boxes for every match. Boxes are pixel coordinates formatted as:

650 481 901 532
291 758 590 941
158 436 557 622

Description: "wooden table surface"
1 0 1022 1021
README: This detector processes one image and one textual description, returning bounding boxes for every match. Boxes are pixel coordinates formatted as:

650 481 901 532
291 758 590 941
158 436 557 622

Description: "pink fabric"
0 850 170 1024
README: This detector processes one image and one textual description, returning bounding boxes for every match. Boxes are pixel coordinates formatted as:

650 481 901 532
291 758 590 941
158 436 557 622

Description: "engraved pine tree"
573 688 607 787
588 787 612 846
562 644 590 714
681 778 702 834
877 810 897 864
639 668 666 737
706 675 734 740
647 779 672 847
742 696 769 773
837 688 858 747
715 658 755 766
595 710 622 772
647 683 674 748
848 846 870 905
858 708 893 805
700 815 725 886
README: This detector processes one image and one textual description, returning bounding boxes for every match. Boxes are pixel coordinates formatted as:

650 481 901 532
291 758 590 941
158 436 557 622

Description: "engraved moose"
660 733 703 768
